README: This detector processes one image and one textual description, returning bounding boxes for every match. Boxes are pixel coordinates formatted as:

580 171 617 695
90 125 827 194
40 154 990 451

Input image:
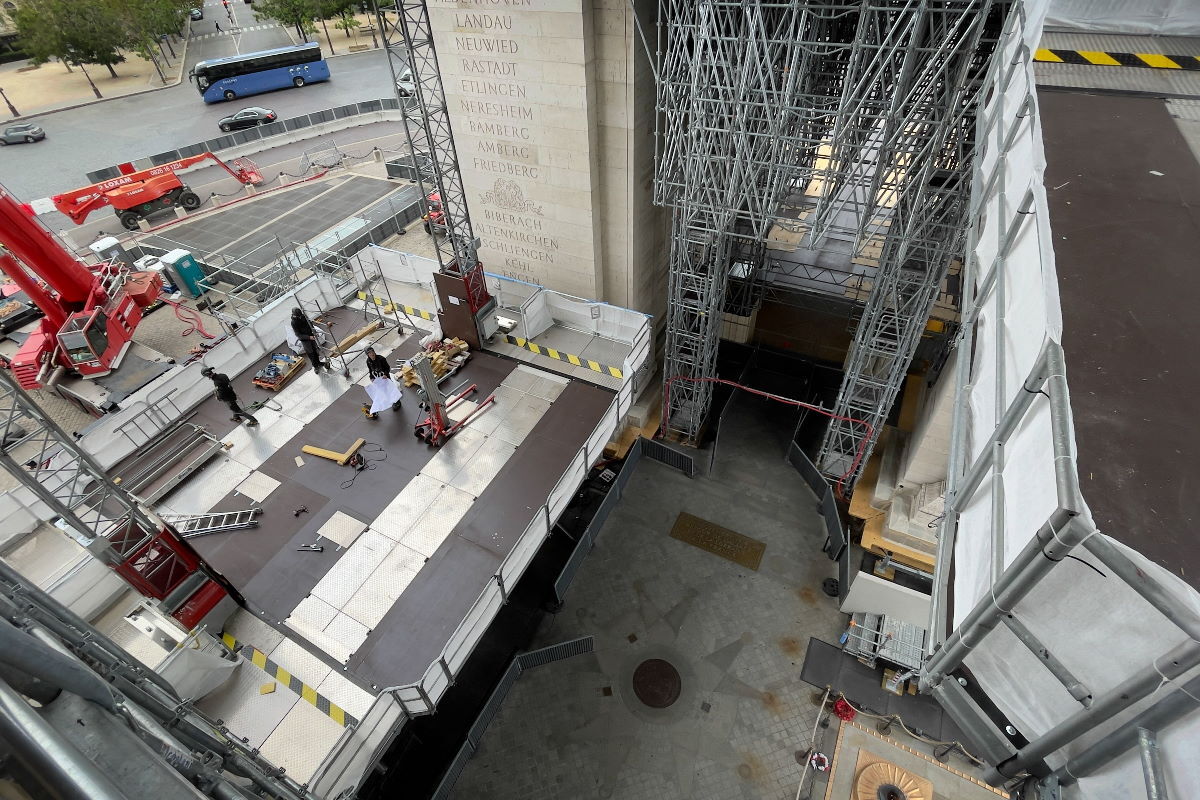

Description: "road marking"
221 632 357 727
503 334 623 378
1034 48 1200 71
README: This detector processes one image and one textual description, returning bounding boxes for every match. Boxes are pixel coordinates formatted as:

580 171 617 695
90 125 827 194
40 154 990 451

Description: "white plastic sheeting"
944 2 1200 797
1046 0 1200 35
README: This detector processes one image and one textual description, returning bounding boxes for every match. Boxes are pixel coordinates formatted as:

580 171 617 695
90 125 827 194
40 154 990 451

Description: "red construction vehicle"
1 184 163 389
52 152 263 231
422 191 447 235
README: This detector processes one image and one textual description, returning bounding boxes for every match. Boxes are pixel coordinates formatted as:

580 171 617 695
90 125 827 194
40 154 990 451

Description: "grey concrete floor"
450 394 847 800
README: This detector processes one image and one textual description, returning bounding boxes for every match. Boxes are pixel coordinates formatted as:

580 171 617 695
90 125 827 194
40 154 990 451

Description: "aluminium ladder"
162 508 263 538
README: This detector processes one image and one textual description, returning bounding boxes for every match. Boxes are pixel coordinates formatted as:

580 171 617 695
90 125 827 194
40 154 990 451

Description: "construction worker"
200 366 258 427
364 346 402 412
291 308 330 373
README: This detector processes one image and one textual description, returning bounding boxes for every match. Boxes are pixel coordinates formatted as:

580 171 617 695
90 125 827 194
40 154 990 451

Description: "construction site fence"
787 440 849 601
553 437 645 605
84 98 404 184
430 637 595 800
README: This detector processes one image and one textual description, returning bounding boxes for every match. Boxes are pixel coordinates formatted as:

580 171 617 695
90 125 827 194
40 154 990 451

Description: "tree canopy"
6 0 191 81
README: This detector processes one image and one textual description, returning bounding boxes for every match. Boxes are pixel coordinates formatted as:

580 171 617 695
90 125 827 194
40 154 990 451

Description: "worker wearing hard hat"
200 366 258 427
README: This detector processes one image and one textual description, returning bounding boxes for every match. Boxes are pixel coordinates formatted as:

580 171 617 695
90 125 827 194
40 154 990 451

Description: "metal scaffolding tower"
653 1 1002 466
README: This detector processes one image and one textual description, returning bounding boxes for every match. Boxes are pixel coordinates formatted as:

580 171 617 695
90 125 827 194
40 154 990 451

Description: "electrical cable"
660 376 875 500
830 691 985 766
339 442 387 490
162 299 216 339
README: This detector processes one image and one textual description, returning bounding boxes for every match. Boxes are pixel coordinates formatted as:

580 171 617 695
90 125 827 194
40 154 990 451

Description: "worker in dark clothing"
200 366 258 426
365 347 391 379
291 308 330 373
364 347 402 411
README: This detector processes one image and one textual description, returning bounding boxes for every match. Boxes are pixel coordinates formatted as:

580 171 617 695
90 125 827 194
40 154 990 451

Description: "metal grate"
642 438 695 477
517 636 594 670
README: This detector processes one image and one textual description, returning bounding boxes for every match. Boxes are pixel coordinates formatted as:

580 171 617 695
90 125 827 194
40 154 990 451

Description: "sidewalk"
311 13 383 57
0 45 187 119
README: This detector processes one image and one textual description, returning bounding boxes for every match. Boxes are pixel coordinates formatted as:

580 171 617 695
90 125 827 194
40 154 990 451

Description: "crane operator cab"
55 269 163 377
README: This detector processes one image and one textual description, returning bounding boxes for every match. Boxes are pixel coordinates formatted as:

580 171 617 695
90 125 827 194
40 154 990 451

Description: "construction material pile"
399 338 470 387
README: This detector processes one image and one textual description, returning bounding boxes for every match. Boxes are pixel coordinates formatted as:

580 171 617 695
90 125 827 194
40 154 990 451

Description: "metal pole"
1052 674 1200 786
0 676 130 800
985 639 1200 783
920 509 1084 691
1083 536 1200 641
1137 728 1169 800
1001 615 1091 707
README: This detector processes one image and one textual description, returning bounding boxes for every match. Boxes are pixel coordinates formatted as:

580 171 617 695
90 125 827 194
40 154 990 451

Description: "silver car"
0 124 45 145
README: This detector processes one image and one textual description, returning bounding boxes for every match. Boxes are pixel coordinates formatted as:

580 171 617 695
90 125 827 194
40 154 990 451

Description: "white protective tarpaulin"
1046 0 1200 35
948 2 1200 797
366 377 403 415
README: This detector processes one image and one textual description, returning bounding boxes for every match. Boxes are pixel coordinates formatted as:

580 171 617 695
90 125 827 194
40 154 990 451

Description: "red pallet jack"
410 350 496 446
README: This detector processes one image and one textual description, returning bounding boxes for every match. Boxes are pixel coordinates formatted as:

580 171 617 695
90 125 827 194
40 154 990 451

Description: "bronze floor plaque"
669 511 765 571
632 659 682 708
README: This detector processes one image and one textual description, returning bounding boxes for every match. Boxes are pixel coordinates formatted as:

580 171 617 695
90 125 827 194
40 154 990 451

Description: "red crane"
52 152 263 230
1 184 163 389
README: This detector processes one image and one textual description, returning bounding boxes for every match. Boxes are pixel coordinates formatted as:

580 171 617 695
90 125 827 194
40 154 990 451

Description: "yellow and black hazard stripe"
221 632 357 727
356 291 436 321
1034 49 1200 71
502 334 623 379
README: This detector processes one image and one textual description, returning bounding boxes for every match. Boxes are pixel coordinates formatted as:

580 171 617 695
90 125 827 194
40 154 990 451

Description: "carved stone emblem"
480 178 543 215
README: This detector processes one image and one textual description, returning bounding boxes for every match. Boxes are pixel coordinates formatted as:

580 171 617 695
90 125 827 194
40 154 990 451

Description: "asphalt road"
0 0 396 204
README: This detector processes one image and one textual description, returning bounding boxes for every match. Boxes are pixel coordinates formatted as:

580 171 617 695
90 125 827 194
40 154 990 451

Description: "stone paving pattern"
451 395 847 799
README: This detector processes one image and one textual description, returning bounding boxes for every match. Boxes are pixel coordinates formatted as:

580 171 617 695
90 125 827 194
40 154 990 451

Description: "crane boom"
51 152 263 226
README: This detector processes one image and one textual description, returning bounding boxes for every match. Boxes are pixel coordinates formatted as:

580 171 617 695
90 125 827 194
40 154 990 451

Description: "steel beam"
1052 675 1200 786
1001 615 1092 707
985 640 1200 783
1138 728 1169 800
928 676 1017 766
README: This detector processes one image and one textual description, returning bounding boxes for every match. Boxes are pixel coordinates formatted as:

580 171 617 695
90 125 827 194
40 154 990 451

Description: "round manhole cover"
632 658 682 708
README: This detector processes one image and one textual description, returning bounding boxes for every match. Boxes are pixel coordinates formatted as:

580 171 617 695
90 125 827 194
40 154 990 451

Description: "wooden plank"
335 320 382 355
300 437 366 466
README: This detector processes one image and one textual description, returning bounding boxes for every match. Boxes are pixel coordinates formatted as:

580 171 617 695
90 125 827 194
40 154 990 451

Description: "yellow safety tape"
1033 49 1200 71
501 334 622 379
220 632 357 727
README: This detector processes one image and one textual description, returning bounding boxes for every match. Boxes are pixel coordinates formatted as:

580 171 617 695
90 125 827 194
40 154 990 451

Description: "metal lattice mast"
0 368 158 563
376 0 492 312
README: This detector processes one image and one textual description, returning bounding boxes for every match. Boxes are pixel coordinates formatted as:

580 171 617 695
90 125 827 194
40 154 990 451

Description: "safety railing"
553 437 643 605
85 99 403 184
430 637 595 800
381 327 645 720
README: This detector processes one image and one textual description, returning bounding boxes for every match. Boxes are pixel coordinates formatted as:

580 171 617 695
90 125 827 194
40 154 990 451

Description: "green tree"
333 8 360 38
314 0 351 53
10 0 126 90
115 0 188 82
253 0 317 44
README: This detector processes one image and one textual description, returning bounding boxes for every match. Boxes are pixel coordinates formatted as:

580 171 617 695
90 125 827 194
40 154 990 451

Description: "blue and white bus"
191 42 330 103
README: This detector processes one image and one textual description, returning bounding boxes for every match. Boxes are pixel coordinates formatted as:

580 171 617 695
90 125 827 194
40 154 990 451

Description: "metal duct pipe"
0 675 129 800
0 619 117 712
1053 674 1200 786
0 560 180 702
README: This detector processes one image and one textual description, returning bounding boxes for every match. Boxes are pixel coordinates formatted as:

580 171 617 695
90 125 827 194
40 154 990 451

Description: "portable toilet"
89 236 136 268
161 249 208 298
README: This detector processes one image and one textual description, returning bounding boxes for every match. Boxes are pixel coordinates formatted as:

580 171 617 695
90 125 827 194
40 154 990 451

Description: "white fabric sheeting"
947 2 1200 796
1046 0 1200 35
365 377 403 415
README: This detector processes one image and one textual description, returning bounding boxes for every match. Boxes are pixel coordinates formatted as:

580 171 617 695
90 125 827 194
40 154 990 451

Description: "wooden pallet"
252 355 306 391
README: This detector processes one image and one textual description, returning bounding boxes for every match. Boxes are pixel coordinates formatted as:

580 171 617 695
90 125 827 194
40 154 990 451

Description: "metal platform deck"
155 313 614 691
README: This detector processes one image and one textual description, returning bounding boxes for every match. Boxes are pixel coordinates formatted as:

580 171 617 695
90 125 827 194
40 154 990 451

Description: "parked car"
218 107 277 132
0 124 45 145
189 7 203 20
397 67 415 97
